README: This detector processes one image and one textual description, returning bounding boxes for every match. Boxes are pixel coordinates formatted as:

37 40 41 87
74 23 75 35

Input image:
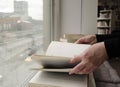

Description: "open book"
31 41 91 72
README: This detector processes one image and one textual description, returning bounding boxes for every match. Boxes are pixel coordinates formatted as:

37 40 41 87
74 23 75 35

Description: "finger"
90 40 96 45
81 66 96 74
75 38 84 44
70 55 82 63
78 64 97 74
69 61 86 75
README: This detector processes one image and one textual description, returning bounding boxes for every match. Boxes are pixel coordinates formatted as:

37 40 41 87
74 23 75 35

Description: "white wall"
61 0 81 35
60 0 98 35
81 0 98 34
43 0 52 50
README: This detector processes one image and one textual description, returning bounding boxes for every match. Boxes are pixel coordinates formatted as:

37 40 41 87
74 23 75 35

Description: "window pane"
0 0 46 87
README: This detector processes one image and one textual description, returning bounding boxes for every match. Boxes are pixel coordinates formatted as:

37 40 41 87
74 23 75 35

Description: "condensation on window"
0 0 43 87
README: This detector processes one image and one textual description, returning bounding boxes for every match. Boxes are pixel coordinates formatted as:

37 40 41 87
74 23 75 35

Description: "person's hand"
75 35 97 45
69 42 108 75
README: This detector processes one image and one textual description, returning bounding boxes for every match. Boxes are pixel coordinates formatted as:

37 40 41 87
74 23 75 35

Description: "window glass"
0 0 47 87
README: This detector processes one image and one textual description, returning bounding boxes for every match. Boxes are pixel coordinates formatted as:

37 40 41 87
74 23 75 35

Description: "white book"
29 41 93 87
28 71 89 87
31 41 91 72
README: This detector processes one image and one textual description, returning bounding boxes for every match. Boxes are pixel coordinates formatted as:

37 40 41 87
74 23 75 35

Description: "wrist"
100 42 108 59
90 35 97 44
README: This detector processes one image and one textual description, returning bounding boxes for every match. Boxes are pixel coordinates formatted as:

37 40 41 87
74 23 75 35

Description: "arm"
69 30 120 74
96 29 120 58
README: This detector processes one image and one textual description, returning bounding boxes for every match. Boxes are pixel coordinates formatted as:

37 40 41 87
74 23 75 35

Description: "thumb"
70 55 82 64
75 38 84 44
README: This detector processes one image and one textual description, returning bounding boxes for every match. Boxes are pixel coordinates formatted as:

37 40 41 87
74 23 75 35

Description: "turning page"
31 41 91 72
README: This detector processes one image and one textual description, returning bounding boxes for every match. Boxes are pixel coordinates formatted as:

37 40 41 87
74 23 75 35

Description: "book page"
29 71 88 87
31 68 72 72
31 55 76 68
46 41 90 57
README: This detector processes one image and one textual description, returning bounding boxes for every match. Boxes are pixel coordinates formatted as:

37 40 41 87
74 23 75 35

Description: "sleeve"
96 29 120 42
96 34 113 42
104 38 120 58
96 29 120 58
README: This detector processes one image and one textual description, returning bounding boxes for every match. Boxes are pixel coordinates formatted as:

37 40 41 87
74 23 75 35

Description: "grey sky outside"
0 0 43 20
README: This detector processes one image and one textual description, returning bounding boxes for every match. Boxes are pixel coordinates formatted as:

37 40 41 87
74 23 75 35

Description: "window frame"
43 0 61 51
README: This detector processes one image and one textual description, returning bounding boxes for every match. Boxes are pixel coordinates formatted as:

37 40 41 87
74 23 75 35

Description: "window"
0 0 52 87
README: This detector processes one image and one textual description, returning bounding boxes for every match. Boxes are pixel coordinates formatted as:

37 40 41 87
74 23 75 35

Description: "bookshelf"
97 10 115 34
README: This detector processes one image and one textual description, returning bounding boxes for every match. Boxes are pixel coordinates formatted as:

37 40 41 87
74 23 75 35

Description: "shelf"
97 26 111 29
97 9 113 34
97 18 111 21
100 10 112 13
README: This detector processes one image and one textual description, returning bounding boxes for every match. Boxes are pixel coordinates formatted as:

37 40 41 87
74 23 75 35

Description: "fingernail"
69 58 74 63
69 70 73 75
69 72 72 75
69 71 72 75
70 55 77 63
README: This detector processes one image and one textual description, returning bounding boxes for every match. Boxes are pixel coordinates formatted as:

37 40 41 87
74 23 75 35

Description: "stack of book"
29 41 95 87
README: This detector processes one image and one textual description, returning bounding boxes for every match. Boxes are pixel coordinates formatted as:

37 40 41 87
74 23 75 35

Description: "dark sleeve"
104 38 120 58
96 29 120 58
96 34 113 42
96 29 120 42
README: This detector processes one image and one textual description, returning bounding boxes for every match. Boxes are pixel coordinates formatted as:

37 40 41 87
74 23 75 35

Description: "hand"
69 42 108 75
75 35 97 45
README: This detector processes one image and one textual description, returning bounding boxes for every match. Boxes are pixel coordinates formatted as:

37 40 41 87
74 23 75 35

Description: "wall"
82 0 98 34
60 0 98 36
60 0 81 35
43 0 52 50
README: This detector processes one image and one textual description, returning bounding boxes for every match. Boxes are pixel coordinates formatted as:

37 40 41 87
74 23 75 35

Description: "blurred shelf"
100 10 112 13
97 18 111 21
97 10 114 34
97 26 111 29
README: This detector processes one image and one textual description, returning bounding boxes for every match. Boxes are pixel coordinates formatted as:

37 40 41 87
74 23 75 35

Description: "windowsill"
0 54 39 87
